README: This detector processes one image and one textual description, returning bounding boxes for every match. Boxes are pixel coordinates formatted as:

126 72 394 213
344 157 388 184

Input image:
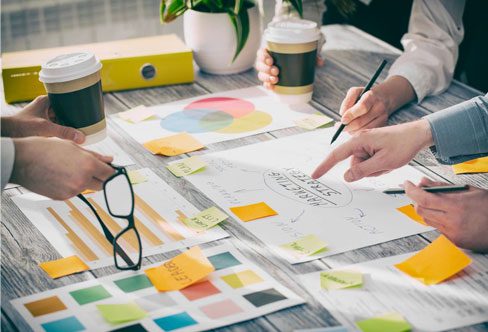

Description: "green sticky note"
320 270 363 290
356 312 412 332
167 156 207 177
182 206 229 232
69 285 111 305
280 234 327 257
97 302 147 324
294 114 334 130
128 170 148 185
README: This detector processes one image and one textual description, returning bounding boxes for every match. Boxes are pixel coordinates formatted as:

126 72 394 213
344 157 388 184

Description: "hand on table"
405 177 488 252
311 119 433 181
11 137 114 200
1 95 85 144
256 48 324 90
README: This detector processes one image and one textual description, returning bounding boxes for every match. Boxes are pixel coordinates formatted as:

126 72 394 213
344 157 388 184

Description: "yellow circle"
216 111 272 134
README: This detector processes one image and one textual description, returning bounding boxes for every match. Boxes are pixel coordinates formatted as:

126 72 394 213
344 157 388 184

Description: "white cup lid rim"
265 18 321 44
39 52 102 84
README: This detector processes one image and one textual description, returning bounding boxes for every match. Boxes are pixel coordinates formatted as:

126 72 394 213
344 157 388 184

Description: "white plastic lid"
39 52 102 83
264 18 320 44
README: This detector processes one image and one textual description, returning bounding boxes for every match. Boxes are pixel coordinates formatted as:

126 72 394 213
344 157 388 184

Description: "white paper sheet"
185 128 433 263
300 252 488 331
83 136 135 166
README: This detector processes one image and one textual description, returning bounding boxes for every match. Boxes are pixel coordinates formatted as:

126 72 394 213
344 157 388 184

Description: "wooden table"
2 25 487 332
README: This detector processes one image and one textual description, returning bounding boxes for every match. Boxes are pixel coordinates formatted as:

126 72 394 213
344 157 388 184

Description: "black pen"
330 59 388 144
383 184 469 195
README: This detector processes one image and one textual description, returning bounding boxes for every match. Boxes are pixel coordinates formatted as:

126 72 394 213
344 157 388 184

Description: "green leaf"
284 0 303 17
160 0 188 23
228 6 250 62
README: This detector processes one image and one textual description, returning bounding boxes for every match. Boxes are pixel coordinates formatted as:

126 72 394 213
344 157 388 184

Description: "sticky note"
97 302 147 324
128 170 147 184
230 202 278 222
182 206 229 232
452 156 488 174
39 255 89 279
167 156 207 177
396 204 426 225
143 133 205 156
320 270 363 290
81 189 96 195
395 235 472 285
144 246 215 291
356 312 411 332
118 105 155 123
295 114 334 130
280 234 327 257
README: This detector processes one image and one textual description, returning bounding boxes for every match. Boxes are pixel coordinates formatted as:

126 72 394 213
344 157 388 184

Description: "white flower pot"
183 6 261 75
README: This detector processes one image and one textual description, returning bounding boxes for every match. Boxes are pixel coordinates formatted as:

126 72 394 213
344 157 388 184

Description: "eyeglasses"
77 165 142 270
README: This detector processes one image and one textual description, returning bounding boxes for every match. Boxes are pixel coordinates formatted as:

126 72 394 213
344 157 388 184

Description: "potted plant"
160 0 303 75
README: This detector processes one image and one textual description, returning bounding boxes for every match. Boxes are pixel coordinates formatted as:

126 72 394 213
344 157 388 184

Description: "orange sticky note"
81 189 96 195
395 235 472 285
396 204 426 225
144 246 214 291
230 202 278 222
452 157 488 174
39 255 89 279
143 133 205 156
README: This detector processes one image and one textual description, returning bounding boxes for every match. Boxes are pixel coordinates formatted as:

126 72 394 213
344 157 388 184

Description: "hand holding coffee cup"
39 52 106 145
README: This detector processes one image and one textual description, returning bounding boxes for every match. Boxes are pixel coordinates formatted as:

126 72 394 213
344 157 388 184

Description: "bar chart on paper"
12 169 228 269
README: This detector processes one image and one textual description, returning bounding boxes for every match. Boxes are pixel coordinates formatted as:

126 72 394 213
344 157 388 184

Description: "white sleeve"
1 137 15 190
388 0 465 102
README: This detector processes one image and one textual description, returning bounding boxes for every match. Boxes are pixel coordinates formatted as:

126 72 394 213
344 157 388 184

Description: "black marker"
383 184 469 195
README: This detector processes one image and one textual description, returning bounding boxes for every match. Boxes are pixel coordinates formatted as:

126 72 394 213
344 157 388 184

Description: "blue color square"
154 312 198 331
207 252 241 271
41 316 85 332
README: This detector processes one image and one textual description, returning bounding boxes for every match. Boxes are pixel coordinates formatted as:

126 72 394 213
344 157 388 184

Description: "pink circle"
184 97 255 118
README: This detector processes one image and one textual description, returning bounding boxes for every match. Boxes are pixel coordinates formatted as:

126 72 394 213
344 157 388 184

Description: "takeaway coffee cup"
264 19 321 104
39 52 106 145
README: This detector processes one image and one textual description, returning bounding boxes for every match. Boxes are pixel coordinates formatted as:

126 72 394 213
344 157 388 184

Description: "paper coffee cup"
39 52 106 145
264 19 321 104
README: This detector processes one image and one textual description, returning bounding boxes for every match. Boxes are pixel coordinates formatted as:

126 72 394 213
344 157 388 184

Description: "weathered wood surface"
2 25 487 331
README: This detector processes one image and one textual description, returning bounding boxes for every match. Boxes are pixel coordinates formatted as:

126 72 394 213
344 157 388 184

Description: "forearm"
1 116 18 137
372 76 416 115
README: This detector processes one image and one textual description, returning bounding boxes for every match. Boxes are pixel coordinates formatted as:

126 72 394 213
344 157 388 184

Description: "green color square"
208 252 241 271
69 285 111 305
114 274 154 293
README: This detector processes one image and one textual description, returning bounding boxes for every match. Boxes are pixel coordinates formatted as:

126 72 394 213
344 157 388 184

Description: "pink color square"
180 280 220 301
200 299 244 319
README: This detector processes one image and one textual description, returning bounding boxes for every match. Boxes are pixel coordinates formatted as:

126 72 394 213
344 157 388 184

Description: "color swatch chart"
12 168 228 269
12 245 305 332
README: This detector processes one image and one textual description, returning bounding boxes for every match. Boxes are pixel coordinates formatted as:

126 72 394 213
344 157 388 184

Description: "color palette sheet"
12 245 305 332
12 168 228 269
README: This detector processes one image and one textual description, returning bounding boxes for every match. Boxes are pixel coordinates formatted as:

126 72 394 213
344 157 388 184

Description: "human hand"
11 137 114 200
256 48 324 90
311 119 433 181
405 177 488 252
1 95 85 144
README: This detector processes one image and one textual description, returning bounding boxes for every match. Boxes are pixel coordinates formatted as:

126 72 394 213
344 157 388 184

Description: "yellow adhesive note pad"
167 156 207 177
128 170 148 185
280 234 327 257
143 133 205 156
182 206 229 232
356 312 412 332
97 302 147 324
395 235 472 285
118 105 155 123
230 202 278 222
452 157 488 174
396 204 426 225
294 114 334 130
39 255 89 279
144 246 215 291
320 270 363 290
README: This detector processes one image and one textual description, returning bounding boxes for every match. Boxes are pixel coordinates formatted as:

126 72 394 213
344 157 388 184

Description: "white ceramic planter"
183 6 261 75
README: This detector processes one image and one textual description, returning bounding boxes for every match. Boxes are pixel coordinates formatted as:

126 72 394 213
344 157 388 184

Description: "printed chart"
84 137 135 167
12 169 228 269
300 253 488 331
185 128 432 263
113 86 316 145
12 245 305 332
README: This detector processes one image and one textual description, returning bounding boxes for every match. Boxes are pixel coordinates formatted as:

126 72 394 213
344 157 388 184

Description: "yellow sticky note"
396 204 426 225
295 114 334 130
143 133 205 156
182 206 228 232
97 302 147 324
128 170 147 185
81 189 96 195
280 234 327 257
39 255 89 279
144 246 215 291
167 156 207 177
395 235 472 285
320 270 363 290
356 312 412 332
452 157 488 174
230 202 278 222
118 105 155 123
